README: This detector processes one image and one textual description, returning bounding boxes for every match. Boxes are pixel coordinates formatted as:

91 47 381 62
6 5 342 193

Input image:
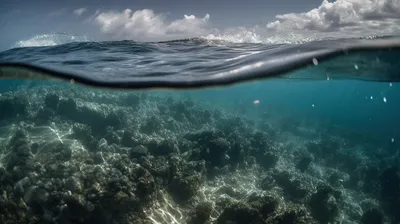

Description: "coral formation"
0 85 396 224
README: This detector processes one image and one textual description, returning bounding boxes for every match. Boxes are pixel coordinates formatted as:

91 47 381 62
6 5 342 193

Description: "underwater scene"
0 36 400 224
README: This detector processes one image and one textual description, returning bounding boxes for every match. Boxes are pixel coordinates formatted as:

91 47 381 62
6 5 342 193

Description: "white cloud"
94 9 211 41
74 7 87 16
266 0 400 36
92 1 400 43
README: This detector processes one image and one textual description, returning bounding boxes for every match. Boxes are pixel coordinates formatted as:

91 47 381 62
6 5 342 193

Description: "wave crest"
14 33 90 48
203 27 322 44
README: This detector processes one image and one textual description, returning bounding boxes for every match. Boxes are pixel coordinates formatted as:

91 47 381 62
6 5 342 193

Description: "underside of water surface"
1 36 400 88
0 36 400 224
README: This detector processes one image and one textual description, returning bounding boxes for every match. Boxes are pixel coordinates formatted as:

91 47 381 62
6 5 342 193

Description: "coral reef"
0 85 396 224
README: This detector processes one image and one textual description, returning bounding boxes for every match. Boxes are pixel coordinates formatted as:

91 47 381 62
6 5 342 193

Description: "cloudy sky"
0 0 399 50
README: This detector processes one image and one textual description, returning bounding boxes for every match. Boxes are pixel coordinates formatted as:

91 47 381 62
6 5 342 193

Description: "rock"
148 139 177 156
57 98 78 118
185 108 212 125
56 143 72 161
260 175 275 190
14 181 24 197
215 195 235 211
72 123 94 150
104 128 120 145
199 137 231 168
216 186 242 199
228 141 245 167
296 156 313 172
328 172 342 187
186 160 207 176
140 115 163 134
273 171 308 202
187 202 213 224
247 194 279 218
170 101 186 115
129 145 148 158
184 130 222 143
183 100 195 108
62 194 90 220
105 111 123 129
0 96 28 121
216 202 261 224
35 107 55 123
361 166 380 195
77 105 106 136
157 104 168 114
30 142 39 155
360 208 384 224
65 177 83 193
93 152 105 164
0 167 6 182
209 165 231 178
5 129 32 172
257 151 279 170
108 191 143 214
309 185 341 224
123 93 140 107
23 187 48 214
287 179 309 200
83 207 112 224
38 142 72 163
217 117 245 135
168 174 201 203
136 172 156 203
213 110 222 120
44 93 59 110
270 205 317 224
250 131 272 151
121 130 138 147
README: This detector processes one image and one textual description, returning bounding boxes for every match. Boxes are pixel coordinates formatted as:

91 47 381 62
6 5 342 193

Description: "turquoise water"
0 37 400 224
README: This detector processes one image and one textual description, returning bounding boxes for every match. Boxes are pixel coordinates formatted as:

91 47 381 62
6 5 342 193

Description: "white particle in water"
370 96 373 100
383 97 387 103
354 64 358 70
390 83 392 87
312 58 318 65
392 138 395 143
312 104 315 107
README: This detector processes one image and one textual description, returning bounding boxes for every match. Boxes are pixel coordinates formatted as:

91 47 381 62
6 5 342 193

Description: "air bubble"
312 58 318 65
354 64 358 70
383 97 387 103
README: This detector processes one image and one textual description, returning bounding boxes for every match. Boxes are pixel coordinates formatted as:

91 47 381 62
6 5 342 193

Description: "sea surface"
0 34 399 224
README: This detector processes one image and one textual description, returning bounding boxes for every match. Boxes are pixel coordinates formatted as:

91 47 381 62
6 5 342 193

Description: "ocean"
0 34 399 224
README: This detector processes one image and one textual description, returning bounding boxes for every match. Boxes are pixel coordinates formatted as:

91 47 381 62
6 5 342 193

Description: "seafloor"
0 82 398 224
